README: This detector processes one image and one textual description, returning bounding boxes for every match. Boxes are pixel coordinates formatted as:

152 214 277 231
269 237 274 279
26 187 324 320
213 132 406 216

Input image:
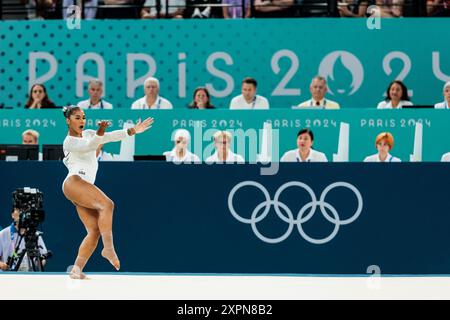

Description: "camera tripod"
8 230 46 272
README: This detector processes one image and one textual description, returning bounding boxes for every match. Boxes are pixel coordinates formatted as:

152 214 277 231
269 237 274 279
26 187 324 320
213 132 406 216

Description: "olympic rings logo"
228 181 363 245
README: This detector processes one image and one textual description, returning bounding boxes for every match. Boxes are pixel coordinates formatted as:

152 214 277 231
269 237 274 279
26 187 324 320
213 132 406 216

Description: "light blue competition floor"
1 273 450 299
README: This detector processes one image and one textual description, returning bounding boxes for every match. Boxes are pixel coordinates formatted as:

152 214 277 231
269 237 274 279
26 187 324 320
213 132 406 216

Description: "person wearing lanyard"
229 77 270 110
77 80 113 110
434 81 450 109
280 128 328 162
364 132 401 162
131 77 173 110
0 208 48 271
295 76 340 109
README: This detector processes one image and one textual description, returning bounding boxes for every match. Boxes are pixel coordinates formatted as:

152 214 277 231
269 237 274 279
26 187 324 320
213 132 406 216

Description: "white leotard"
62 129 128 189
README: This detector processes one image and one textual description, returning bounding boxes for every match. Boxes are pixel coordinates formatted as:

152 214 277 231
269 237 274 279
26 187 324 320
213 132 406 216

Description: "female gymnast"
62 105 153 278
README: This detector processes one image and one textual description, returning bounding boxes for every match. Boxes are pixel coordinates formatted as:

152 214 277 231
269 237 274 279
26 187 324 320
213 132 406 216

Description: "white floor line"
1 274 450 299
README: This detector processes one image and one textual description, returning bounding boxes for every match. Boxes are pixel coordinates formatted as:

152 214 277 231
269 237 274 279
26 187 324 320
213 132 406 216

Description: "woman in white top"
377 80 413 109
61 106 153 279
206 131 245 163
434 81 450 109
364 132 401 162
164 129 200 164
280 129 328 162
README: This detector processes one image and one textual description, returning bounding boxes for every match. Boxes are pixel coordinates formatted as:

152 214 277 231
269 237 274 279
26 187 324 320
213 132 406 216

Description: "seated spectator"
229 77 269 110
222 0 250 18
22 129 43 161
280 128 328 162
77 80 113 110
206 131 244 163
295 76 340 109
364 132 401 162
188 87 215 109
338 0 366 17
99 0 143 18
254 0 296 17
96 122 136 161
377 80 412 109
63 0 98 19
163 129 200 163
141 0 185 18
131 77 173 109
25 84 56 109
427 0 449 16
441 152 450 162
358 0 405 17
434 81 450 109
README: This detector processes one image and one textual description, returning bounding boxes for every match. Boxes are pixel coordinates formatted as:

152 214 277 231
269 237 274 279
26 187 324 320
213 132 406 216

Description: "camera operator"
0 208 48 272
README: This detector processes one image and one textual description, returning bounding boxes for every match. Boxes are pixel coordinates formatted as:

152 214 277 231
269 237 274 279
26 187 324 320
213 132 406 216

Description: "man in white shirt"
229 77 270 110
441 152 450 162
295 76 340 109
434 81 450 109
206 131 245 163
131 77 173 109
77 80 113 110
0 208 48 272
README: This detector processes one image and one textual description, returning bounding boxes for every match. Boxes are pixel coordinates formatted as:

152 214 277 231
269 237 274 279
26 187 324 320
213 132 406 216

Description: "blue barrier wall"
0 162 450 274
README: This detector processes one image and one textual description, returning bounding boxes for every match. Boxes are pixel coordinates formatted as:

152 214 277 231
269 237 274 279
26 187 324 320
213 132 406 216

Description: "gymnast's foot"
69 266 88 279
101 248 120 271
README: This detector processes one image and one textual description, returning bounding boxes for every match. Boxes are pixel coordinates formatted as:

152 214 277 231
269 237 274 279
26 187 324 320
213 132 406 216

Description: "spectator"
295 76 340 109
0 208 48 272
364 132 401 162
377 80 412 109
222 0 250 18
63 0 98 19
141 0 185 18
131 77 173 109
427 0 449 16
206 131 244 163
163 129 201 163
77 80 113 110
254 0 296 17
358 0 405 17
229 77 269 110
280 128 328 162
434 81 450 109
25 84 56 109
188 87 215 109
100 0 143 18
338 0 366 17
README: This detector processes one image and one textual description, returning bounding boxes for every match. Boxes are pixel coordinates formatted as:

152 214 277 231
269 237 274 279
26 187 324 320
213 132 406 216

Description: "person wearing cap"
434 81 450 109
206 131 245 163
77 80 113 110
163 129 201 164
364 132 401 162
131 77 173 109
295 76 340 110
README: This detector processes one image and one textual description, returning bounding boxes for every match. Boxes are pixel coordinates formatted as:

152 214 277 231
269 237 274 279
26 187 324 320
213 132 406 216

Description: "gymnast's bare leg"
64 175 120 275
